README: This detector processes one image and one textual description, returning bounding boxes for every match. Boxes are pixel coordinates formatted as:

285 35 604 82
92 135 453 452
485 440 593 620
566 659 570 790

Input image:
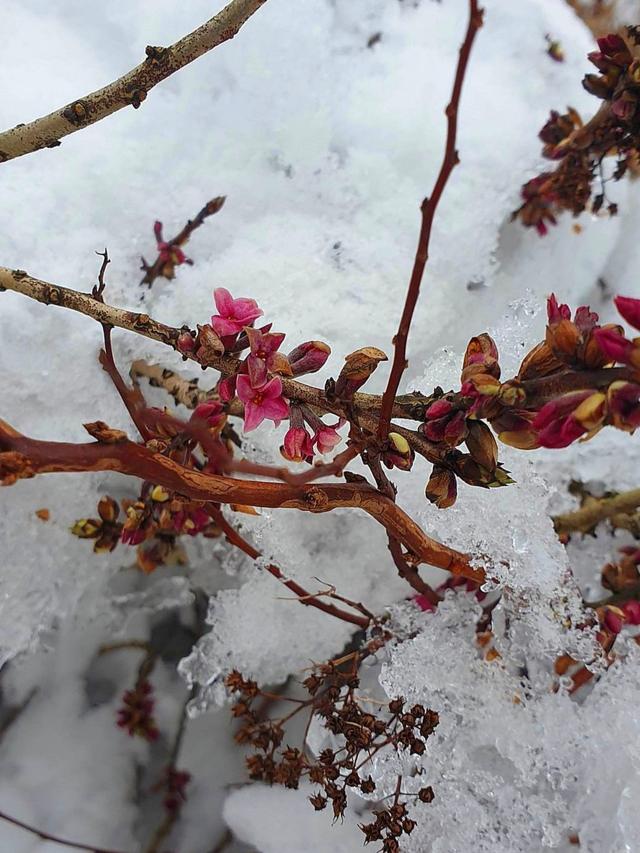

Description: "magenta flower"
615 295 640 332
236 374 289 432
210 288 263 337
173 506 211 536
281 426 315 462
245 326 287 387
314 426 341 454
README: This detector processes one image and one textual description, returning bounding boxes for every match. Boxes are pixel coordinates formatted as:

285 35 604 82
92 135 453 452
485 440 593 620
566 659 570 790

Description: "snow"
1 0 640 850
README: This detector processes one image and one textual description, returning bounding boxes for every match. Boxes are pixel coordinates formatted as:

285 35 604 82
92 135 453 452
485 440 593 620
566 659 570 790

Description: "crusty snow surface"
1 0 640 851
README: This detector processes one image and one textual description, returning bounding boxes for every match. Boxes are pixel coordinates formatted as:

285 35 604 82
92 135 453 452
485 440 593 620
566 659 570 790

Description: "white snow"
1 0 640 850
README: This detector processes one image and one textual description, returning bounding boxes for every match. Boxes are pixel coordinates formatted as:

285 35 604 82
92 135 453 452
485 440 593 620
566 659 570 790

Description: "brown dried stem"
377 0 484 439
0 0 268 163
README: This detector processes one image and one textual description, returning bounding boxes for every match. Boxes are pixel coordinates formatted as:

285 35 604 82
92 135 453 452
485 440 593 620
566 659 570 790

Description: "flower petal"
243 402 264 432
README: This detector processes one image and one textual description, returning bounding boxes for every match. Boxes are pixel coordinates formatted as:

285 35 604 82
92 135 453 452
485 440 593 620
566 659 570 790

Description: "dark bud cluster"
514 33 640 234
225 661 439 847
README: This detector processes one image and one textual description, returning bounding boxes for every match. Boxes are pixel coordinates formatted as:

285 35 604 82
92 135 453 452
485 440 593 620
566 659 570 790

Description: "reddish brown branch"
377 0 484 439
0 419 482 584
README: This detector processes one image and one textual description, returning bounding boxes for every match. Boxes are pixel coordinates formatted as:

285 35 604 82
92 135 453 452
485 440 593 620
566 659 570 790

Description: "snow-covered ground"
1 0 640 851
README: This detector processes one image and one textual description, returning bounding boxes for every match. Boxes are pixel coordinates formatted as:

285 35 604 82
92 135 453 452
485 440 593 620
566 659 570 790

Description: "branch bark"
554 488 640 536
377 0 484 439
0 0 267 163
0 419 482 583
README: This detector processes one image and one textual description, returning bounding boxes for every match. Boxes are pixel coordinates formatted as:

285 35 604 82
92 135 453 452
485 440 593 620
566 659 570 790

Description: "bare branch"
0 809 129 853
377 0 484 439
0 419 482 584
0 0 268 163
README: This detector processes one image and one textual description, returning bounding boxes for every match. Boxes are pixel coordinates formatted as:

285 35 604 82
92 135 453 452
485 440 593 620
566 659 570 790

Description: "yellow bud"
150 485 170 502
573 392 606 430
389 432 411 455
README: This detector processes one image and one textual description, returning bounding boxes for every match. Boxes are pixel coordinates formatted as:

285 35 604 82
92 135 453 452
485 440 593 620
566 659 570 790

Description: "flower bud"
615 295 640 332
71 518 101 539
425 466 457 509
195 324 225 363
465 420 498 471
607 381 640 432
97 496 119 523
382 432 415 471
517 341 564 381
334 347 387 398
280 426 314 463
176 331 196 354
192 400 225 427
287 341 331 376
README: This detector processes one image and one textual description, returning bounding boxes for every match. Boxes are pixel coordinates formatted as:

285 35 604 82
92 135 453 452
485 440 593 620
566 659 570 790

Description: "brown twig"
212 508 372 627
0 810 130 853
140 197 226 287
377 0 484 439
0 1 268 163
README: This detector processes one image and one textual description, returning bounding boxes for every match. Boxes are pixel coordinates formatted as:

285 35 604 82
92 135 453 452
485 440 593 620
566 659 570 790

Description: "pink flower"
173 506 211 536
314 426 341 454
210 288 263 337
615 295 640 332
236 374 289 432
281 426 314 462
245 326 287 387
547 294 572 325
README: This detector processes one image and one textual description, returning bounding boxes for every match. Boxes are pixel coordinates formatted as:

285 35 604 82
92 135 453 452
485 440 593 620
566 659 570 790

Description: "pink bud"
623 600 640 626
424 399 454 420
603 607 624 634
593 327 635 365
615 295 640 332
287 341 331 376
191 401 224 427
281 426 314 463
176 332 196 353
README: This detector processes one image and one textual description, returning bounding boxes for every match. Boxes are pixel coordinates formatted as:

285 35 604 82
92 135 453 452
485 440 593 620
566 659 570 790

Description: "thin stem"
0 810 130 853
212 508 372 627
377 0 484 439
554 487 640 536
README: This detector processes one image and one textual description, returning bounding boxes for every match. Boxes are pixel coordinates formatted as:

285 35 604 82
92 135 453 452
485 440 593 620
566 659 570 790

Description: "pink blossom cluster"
209 288 343 460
